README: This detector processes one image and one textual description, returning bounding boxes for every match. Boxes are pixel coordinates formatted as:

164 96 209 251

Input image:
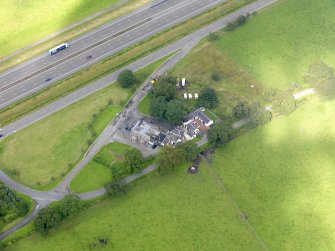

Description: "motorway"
0 0 226 109
0 0 278 138
0 0 279 242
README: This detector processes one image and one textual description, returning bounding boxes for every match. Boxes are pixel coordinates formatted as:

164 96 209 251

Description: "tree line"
0 182 30 231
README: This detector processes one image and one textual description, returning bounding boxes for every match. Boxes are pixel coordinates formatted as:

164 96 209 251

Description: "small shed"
183 93 188 99
188 93 192 99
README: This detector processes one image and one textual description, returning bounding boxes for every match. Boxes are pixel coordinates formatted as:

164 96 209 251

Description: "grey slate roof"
184 109 211 125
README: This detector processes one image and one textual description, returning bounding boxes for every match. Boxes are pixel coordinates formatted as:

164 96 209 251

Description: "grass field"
216 0 335 88
211 99 335 250
0 85 128 187
170 40 263 117
0 0 123 58
0 57 169 188
70 142 130 193
4 163 262 251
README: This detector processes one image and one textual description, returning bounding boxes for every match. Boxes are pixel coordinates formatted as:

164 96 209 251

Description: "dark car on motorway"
86 55 92 59
45 77 52 82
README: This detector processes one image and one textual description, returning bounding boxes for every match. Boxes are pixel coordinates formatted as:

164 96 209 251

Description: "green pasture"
4 163 262 251
212 99 335 250
0 0 122 57
216 0 335 88
70 142 130 193
0 85 127 187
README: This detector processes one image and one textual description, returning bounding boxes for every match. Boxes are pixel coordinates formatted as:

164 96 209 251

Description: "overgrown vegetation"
304 61 335 100
35 194 83 234
224 14 250 32
118 69 138 88
157 141 198 174
0 183 30 231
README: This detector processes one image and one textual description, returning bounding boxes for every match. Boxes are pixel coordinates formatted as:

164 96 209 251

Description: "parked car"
0 134 3 138
45 77 52 82
151 144 158 149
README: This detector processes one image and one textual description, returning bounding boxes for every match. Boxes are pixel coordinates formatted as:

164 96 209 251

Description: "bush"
211 72 221 82
57 194 83 219
249 103 272 127
272 91 296 115
197 88 218 109
224 15 248 32
232 101 250 119
207 32 219 42
118 69 137 88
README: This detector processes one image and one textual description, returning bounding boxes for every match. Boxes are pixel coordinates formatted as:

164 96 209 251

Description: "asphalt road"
0 0 226 109
0 0 280 241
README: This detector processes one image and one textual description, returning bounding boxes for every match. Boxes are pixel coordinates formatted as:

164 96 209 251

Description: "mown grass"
211 99 335 250
0 0 252 127
0 56 169 188
70 142 130 193
3 163 262 251
0 0 153 72
138 92 151 115
216 0 335 88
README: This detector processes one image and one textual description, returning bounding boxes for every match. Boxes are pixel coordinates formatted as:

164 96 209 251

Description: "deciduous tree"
57 194 83 219
249 103 272 127
157 146 183 174
118 69 137 88
149 95 168 119
35 207 61 234
123 148 144 174
165 100 187 124
207 120 232 146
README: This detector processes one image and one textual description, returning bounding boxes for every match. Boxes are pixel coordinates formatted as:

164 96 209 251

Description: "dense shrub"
118 69 137 88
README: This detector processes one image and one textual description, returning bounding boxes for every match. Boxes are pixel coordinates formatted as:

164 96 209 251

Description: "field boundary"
205 161 269 251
